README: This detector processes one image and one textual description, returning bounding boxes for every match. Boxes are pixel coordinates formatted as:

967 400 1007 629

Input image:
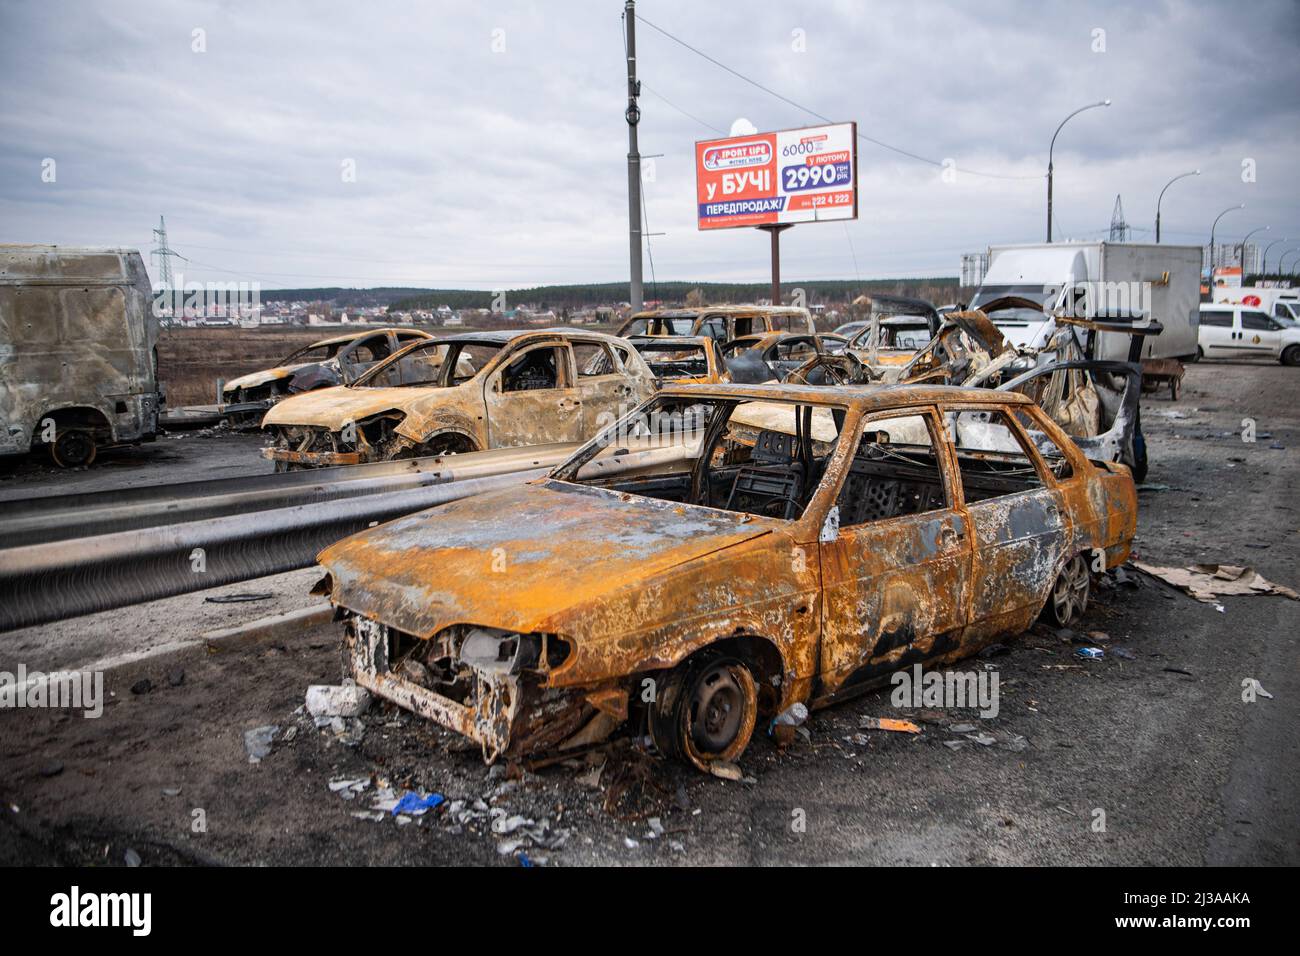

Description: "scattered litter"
574 763 604 789
860 716 922 733
243 724 279 763
329 777 371 800
1002 734 1028 753
124 848 141 868
949 723 977 734
1132 561 1299 603
1112 647 1138 661
769 701 809 747
669 839 685 853
490 811 531 834
623 837 640 849
282 725 298 743
161 787 182 797
393 791 445 817
709 761 743 781
1074 647 1105 661
943 740 965 751
305 681 372 718
646 817 665 839
351 810 385 822
1254 683 1275 700
966 732 996 747
204 592 273 604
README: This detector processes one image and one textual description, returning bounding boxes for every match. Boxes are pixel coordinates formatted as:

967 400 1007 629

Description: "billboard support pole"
760 224 793 305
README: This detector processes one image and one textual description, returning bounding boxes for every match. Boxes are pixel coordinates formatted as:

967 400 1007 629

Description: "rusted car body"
221 327 432 424
628 335 729 385
720 332 852 384
263 328 655 468
617 304 816 343
0 245 161 467
846 316 936 372
315 382 1136 771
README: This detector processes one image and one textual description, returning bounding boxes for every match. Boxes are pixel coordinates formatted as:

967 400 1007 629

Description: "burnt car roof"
307 327 431 348
427 327 628 345
657 381 1034 410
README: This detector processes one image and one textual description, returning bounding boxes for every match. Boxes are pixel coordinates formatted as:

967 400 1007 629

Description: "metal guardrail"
0 444 578 633
0 442 578 546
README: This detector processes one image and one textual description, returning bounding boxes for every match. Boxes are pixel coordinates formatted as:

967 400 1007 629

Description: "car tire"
1281 345 1300 367
650 654 758 772
49 428 97 468
1042 553 1090 627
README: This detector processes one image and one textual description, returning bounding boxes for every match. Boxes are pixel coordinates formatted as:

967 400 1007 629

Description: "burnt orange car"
315 383 1136 771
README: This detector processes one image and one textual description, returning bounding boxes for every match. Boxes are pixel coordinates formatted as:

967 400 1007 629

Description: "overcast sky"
2 0 1298 291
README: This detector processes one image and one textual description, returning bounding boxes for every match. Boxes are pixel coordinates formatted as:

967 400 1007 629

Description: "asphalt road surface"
1 360 1296 865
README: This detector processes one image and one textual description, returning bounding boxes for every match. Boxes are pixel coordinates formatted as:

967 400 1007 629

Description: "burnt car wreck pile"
261 300 1145 776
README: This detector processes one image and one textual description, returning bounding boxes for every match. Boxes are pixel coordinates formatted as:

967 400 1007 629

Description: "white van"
1212 286 1300 324
1197 303 1300 366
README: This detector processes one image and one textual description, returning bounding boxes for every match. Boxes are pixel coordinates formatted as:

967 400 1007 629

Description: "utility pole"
624 1 643 312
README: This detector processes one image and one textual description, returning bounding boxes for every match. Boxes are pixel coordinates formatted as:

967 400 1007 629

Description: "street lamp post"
1261 237 1288 276
1207 204 1245 298
1047 99 1111 243
1155 169 1199 243
1280 249 1300 274
1236 226 1269 279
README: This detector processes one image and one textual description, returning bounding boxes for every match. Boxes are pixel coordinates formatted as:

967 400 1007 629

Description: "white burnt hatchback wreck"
313 382 1137 772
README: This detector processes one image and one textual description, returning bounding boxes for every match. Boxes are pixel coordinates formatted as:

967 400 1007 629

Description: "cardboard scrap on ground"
1132 561 1300 603
860 716 922 734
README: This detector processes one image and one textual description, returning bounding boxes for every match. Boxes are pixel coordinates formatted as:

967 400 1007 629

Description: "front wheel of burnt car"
1042 553 1091 627
649 655 758 772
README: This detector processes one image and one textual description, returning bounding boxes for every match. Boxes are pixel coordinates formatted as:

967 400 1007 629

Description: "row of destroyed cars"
246 298 1148 483
218 301 1147 773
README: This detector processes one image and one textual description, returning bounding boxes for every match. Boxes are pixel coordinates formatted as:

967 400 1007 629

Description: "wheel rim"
52 431 95 467
677 659 758 770
1050 555 1090 624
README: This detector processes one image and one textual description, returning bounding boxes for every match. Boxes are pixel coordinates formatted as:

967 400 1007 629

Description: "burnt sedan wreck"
314 383 1137 771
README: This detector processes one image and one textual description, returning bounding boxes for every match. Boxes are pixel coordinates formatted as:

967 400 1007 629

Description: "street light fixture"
1207 204 1245 297
1236 226 1269 279
1261 237 1288 276
1155 169 1199 243
1280 249 1300 274
1047 99 1111 243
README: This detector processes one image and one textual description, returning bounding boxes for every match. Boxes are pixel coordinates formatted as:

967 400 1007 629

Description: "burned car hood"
317 480 773 639
262 384 431 429
224 362 315 392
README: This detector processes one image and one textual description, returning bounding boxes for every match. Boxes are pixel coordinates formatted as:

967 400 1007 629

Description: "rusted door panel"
817 509 972 695
483 345 583 447
963 489 1067 642
579 374 638 434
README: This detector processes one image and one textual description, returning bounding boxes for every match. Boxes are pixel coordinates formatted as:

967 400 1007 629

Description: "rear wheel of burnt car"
49 429 97 468
1043 554 1090 627
650 655 758 772
1281 344 1300 367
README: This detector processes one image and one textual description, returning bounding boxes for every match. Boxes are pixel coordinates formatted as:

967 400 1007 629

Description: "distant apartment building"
1205 242 1260 274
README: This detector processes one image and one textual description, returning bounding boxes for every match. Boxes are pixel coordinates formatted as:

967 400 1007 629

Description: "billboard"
694 122 857 230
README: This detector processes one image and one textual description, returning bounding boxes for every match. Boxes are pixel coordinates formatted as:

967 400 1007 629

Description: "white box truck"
968 241 1202 361
1212 285 1300 324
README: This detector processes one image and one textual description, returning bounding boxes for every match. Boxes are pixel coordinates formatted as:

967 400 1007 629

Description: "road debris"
243 724 279 763
305 681 371 718
1132 561 1299 603
860 716 922 734
1075 647 1105 661
393 791 445 817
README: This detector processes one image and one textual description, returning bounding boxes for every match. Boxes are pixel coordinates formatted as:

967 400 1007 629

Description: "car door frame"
482 340 584 446
1199 307 1236 357
813 402 975 701
945 402 1071 644
570 337 639 434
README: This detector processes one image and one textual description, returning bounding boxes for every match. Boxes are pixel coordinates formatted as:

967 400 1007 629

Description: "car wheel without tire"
49 429 97 468
1043 553 1090 627
1281 345 1300 367
650 655 758 772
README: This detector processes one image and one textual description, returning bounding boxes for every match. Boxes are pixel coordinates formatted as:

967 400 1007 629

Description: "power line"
635 13 1041 182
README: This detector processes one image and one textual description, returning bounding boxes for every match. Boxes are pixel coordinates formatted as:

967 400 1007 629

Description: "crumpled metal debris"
1133 562 1300 603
